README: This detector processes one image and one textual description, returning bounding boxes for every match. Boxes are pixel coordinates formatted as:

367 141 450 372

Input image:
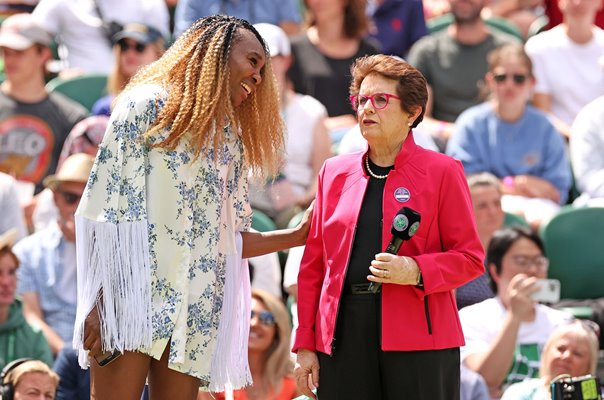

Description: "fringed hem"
73 215 153 368
209 231 252 391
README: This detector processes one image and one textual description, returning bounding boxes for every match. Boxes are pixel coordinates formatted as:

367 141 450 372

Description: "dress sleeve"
72 86 164 368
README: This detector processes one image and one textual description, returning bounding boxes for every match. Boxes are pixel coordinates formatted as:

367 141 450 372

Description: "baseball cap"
253 23 291 57
0 13 52 50
112 23 163 45
43 153 95 190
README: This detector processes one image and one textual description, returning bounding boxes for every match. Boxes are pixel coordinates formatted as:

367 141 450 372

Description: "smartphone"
532 278 561 304
94 350 122 367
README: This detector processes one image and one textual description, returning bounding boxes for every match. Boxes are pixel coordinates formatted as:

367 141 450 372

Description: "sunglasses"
251 310 276 326
57 190 82 205
349 93 401 111
117 40 147 54
492 73 528 85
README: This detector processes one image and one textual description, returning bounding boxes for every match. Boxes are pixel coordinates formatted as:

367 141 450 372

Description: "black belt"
344 283 381 295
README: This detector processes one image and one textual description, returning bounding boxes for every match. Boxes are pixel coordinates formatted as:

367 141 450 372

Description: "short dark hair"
350 54 428 128
486 226 545 293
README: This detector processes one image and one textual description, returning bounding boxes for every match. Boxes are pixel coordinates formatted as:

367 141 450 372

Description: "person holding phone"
73 15 312 400
459 226 572 398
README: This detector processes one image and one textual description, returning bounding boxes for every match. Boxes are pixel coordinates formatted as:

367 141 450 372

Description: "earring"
408 121 413 127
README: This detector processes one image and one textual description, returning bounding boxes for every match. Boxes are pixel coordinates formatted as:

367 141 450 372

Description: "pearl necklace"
365 155 389 180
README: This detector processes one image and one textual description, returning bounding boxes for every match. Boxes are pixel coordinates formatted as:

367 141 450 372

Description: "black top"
288 34 379 118
344 158 394 288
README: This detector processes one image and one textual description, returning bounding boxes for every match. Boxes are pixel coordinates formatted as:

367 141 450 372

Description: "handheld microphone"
368 207 421 293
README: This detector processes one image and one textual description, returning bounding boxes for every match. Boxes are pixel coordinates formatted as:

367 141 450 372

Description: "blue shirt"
14 224 77 343
174 0 302 37
447 102 571 204
91 95 113 117
369 0 428 58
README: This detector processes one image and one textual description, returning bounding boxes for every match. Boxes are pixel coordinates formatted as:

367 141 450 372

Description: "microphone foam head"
391 207 421 240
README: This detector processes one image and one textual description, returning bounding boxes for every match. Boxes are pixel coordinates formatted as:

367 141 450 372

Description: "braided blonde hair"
122 15 284 177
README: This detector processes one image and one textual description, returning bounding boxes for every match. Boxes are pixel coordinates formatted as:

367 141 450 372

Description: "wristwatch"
416 269 423 287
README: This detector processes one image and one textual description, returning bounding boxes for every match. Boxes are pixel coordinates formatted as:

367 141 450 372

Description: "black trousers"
317 294 460 400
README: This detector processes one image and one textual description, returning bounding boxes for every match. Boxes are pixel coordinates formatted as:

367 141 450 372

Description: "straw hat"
42 153 95 190
0 228 18 251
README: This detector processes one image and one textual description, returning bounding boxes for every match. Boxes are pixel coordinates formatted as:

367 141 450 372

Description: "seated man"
456 172 504 309
0 358 59 400
14 154 94 354
407 0 519 149
459 226 571 398
0 229 52 369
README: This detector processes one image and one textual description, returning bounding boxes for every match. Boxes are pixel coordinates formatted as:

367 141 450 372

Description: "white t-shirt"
33 0 169 74
525 25 604 126
283 93 328 196
0 172 27 240
460 297 571 387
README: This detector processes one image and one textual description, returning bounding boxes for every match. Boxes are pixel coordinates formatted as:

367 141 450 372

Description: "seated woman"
447 43 571 230
501 320 600 399
199 289 299 400
288 0 379 140
1 358 59 399
91 23 165 117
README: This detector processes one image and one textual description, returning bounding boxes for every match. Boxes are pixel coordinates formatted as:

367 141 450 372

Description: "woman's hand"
507 274 539 322
294 349 319 399
368 253 421 285
83 305 103 357
293 200 314 246
506 175 560 203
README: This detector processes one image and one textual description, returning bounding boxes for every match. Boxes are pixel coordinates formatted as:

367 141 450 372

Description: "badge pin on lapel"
394 187 410 203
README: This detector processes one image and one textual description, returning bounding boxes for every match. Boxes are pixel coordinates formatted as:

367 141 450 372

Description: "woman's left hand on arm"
295 199 314 242
368 253 421 285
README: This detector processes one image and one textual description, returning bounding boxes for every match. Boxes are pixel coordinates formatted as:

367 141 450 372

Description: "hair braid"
122 15 284 176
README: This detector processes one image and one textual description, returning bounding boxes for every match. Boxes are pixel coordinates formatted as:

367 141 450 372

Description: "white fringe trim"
73 215 153 368
209 231 252 391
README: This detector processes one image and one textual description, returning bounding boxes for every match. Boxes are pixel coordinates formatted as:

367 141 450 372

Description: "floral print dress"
73 84 253 390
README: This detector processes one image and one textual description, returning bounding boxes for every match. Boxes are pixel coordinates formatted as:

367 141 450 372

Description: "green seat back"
427 13 523 41
251 209 277 232
46 74 108 111
540 207 604 300
503 212 529 227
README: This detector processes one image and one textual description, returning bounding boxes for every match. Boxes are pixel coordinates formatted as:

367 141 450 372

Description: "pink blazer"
293 132 485 355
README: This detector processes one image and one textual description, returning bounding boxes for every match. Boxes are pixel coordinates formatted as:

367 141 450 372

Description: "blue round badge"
394 187 411 203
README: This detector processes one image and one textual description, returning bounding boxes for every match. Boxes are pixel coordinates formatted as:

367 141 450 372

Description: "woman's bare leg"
90 351 151 400
148 343 201 400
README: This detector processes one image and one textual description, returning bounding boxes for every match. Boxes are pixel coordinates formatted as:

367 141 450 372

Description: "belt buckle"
349 283 380 295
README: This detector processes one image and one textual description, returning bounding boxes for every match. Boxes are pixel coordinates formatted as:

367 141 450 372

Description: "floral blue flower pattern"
76 84 253 385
